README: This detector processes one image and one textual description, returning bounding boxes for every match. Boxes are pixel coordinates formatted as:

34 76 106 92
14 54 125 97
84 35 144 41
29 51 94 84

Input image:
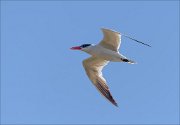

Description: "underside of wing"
83 57 118 107
99 28 121 52
94 75 118 107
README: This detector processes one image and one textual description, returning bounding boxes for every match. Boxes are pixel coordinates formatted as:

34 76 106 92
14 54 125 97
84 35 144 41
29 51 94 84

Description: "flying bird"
71 28 151 107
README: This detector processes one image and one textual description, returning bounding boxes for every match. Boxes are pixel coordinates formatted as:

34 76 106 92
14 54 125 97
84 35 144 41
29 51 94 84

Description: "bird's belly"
99 53 122 62
89 48 123 62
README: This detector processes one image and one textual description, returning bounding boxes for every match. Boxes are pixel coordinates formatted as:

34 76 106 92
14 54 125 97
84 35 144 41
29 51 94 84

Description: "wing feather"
99 28 121 52
83 57 118 107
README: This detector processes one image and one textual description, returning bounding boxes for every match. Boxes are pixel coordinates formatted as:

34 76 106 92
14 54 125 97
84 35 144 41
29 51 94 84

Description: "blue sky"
1 1 179 124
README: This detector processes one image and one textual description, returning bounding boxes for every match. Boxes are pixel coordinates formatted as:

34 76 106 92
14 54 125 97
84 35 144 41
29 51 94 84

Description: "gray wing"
99 28 121 52
82 56 118 107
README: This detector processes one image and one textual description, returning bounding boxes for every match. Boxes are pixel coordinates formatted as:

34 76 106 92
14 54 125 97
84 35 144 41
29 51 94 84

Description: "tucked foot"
121 58 136 64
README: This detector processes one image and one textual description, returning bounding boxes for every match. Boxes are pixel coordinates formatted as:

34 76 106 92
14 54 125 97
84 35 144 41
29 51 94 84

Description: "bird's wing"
83 56 118 106
99 28 121 52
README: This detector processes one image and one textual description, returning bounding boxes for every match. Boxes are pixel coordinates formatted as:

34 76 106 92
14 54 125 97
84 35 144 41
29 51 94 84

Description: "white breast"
82 45 123 62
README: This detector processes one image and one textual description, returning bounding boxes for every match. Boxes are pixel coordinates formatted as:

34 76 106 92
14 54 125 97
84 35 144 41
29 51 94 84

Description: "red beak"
70 46 81 50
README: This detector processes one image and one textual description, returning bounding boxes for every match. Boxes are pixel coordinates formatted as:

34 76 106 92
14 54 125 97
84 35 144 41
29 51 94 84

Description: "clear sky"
1 1 179 124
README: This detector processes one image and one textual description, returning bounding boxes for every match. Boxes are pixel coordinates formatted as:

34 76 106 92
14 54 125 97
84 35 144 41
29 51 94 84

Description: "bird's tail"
128 59 137 64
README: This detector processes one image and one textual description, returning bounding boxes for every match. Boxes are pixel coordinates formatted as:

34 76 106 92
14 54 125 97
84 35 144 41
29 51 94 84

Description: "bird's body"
71 28 150 107
82 45 124 62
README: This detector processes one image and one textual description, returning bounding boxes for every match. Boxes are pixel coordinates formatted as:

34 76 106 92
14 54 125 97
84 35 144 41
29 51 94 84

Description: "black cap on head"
80 44 91 48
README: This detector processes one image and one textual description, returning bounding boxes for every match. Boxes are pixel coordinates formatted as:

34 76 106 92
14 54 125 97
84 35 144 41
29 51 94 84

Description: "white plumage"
71 28 150 106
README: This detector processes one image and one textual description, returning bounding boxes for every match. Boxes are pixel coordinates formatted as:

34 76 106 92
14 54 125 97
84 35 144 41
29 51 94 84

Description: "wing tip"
101 28 120 34
109 96 119 107
95 79 119 107
112 100 119 107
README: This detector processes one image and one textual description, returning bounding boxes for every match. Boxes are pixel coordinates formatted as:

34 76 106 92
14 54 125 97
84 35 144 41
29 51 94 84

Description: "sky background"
1 1 179 124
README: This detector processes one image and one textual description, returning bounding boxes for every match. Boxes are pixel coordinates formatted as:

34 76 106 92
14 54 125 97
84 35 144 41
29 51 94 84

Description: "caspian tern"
71 28 150 107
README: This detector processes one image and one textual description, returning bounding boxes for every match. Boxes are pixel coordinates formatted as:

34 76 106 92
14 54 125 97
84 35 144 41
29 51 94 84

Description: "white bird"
71 28 150 107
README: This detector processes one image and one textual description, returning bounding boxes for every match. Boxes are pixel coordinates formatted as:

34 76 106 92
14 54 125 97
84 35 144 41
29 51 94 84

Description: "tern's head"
70 44 93 51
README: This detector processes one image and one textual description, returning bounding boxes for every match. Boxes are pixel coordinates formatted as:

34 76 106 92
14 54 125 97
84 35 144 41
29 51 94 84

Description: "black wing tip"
122 34 151 47
112 101 118 107
109 97 118 107
95 79 119 107
107 91 119 107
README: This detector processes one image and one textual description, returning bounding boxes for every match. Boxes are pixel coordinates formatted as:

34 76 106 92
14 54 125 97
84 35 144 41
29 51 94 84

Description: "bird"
70 28 151 107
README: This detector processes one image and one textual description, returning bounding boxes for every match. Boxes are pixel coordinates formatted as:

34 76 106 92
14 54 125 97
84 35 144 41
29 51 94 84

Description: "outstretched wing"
99 28 121 52
82 56 118 107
